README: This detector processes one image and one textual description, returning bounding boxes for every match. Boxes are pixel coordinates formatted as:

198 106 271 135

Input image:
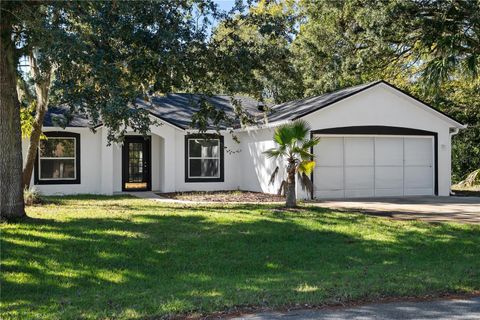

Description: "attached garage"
313 128 436 198
267 80 465 199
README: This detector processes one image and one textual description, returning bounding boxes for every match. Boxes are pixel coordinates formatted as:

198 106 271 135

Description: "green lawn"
1 196 479 319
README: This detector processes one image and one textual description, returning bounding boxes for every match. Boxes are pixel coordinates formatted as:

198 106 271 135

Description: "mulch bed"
157 190 285 202
451 189 480 197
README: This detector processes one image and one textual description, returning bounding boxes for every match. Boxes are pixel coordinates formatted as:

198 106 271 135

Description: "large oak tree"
1 0 219 219
1 0 296 219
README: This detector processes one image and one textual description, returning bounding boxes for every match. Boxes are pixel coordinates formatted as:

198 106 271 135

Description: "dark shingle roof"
136 94 265 129
41 83 381 129
43 106 92 127
266 81 380 123
43 94 265 129
42 81 463 129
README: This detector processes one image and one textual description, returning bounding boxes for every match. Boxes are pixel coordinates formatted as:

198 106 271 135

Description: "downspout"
449 126 463 195
450 127 461 137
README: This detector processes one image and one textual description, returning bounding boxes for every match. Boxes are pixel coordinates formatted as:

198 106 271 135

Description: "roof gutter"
450 126 463 138
92 112 186 131
233 120 291 132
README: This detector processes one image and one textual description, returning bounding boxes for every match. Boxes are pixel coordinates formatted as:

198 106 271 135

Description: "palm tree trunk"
285 161 296 208
0 16 26 220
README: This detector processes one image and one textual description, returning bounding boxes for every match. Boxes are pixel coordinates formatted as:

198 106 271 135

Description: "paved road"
232 297 480 320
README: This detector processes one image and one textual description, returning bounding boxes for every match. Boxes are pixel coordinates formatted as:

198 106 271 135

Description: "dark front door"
122 136 151 191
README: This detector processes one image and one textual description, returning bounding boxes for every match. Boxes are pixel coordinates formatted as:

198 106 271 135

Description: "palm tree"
264 120 320 208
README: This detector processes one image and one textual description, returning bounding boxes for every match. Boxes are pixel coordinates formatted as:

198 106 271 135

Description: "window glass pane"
203 159 219 176
189 139 202 157
189 139 219 158
189 159 219 177
40 159 75 179
128 142 144 182
189 159 202 176
202 139 219 157
40 138 75 157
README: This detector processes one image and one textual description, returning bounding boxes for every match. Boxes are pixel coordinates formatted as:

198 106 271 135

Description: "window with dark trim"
34 132 81 185
185 134 224 182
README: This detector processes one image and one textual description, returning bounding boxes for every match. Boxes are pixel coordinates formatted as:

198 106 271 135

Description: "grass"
1 195 480 319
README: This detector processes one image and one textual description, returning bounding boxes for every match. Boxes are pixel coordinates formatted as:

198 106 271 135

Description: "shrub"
24 187 42 206
457 169 480 188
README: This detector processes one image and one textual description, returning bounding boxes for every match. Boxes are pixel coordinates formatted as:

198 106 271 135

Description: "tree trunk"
285 161 297 208
22 52 51 189
22 104 47 189
0 16 26 220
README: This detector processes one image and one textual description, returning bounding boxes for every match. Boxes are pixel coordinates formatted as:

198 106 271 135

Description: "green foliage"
294 0 480 94
265 120 320 197
456 169 480 188
211 0 303 103
19 101 36 139
2 196 479 318
431 80 480 182
10 1 220 142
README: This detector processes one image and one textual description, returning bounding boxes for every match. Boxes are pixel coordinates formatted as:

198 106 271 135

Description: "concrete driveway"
233 297 480 320
309 196 480 224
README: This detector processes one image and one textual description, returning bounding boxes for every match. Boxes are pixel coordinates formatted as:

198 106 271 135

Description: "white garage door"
313 136 434 198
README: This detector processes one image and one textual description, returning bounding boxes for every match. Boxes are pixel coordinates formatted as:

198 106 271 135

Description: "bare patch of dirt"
157 190 285 203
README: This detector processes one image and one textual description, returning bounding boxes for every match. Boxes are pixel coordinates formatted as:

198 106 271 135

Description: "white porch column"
162 130 176 192
100 128 114 195
150 121 177 192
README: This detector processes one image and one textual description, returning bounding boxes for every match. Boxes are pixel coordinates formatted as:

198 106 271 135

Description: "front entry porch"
122 136 151 191
99 121 177 195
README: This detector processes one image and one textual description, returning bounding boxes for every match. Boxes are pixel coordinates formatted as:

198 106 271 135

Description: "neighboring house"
22 80 465 199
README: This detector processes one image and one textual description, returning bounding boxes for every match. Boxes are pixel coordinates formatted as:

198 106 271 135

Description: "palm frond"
290 119 311 142
269 166 279 185
263 148 286 159
273 123 295 145
292 146 314 161
302 137 320 150
297 172 314 198
298 160 315 175
278 180 287 196
273 120 312 146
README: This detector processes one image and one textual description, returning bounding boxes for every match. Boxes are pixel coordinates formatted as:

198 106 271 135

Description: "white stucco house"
23 81 465 199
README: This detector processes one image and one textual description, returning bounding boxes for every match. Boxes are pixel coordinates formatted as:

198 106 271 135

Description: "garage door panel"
315 190 345 198
345 189 375 198
405 166 433 189
314 137 343 166
405 188 434 196
375 188 404 197
345 137 374 166
345 167 374 190
375 166 403 189
314 167 343 190
375 138 403 166
313 135 434 199
405 138 433 166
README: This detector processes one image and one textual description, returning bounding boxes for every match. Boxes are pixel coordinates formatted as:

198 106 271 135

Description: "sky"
206 0 240 35
214 0 237 12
